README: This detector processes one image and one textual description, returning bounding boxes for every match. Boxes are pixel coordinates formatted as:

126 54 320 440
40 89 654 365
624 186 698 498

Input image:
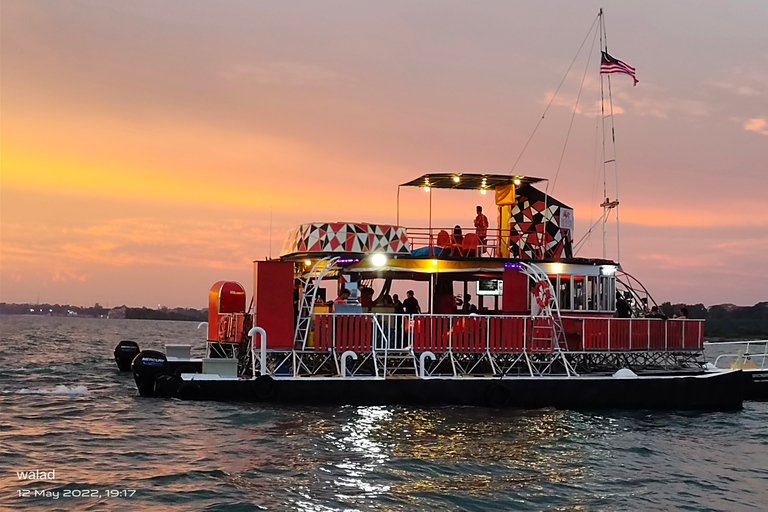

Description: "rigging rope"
508 13 600 176
550 25 600 194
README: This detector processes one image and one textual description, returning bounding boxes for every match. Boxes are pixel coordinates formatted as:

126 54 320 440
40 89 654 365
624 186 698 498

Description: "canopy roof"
400 173 545 190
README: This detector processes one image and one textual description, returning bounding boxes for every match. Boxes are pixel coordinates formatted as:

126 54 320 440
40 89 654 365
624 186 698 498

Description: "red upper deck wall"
253 260 294 349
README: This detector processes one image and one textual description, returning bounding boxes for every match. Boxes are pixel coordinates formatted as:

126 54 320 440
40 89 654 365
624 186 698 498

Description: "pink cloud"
743 118 768 135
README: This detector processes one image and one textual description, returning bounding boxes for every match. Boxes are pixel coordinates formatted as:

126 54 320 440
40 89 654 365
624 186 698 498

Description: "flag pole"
598 8 622 264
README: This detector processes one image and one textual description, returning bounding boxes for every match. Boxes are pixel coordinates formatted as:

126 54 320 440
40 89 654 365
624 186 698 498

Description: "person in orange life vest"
474 206 489 252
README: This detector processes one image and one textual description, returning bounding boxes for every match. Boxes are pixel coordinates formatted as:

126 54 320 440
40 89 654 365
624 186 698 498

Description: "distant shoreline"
2 301 767 339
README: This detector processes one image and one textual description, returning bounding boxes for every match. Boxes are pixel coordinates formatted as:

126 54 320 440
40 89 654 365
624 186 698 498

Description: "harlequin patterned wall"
281 223 411 256
509 185 573 259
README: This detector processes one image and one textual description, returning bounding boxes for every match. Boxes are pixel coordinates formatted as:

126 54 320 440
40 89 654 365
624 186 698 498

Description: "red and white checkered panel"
280 223 411 256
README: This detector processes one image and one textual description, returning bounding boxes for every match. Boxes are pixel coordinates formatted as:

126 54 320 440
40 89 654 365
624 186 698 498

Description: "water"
1 316 766 511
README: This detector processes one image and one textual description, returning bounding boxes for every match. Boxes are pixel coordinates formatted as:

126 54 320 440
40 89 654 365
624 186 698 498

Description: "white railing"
707 340 768 370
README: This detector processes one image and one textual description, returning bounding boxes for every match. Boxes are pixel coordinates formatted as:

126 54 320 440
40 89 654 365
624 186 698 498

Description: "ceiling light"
371 253 387 267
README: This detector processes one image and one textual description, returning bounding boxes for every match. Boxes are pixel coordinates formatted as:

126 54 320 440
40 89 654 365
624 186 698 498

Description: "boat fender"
154 374 182 399
176 382 202 401
612 368 638 379
485 384 511 408
251 375 276 400
534 280 552 308
131 350 169 397
114 340 141 372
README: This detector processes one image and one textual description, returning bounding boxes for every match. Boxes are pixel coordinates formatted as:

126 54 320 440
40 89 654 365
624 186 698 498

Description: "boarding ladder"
519 262 576 376
518 262 568 352
294 256 340 350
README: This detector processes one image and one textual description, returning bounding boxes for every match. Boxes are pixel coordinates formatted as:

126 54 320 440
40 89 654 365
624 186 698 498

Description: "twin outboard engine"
131 350 169 397
114 340 141 371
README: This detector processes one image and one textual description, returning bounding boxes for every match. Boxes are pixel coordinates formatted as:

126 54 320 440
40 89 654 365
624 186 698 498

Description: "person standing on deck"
403 290 421 314
616 292 631 318
393 294 405 314
474 206 489 253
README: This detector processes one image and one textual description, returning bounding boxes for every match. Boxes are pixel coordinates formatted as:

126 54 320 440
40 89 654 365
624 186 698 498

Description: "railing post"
608 318 611 351
681 319 685 350
248 326 268 376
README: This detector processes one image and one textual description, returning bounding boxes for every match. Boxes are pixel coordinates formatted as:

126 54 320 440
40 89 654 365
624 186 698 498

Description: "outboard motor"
114 340 141 371
131 350 169 397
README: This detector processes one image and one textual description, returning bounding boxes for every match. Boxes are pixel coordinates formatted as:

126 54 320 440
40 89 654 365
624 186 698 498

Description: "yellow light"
453 176 460 183
513 178 521 186
371 253 387 267
431 259 438 266
304 259 312 266
480 189 487 195
424 186 430 192
551 263 563 274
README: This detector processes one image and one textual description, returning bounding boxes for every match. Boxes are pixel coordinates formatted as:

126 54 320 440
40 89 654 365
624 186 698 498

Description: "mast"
598 8 621 263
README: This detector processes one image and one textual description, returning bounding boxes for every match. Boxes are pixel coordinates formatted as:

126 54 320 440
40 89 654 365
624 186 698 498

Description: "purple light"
504 263 522 269
337 258 360 264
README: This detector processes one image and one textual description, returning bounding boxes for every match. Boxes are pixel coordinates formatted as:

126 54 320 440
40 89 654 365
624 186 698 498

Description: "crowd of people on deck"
616 291 690 320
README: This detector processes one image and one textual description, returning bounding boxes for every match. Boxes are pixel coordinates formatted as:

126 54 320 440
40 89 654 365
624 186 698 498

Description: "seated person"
335 288 351 303
645 306 667 319
452 225 464 245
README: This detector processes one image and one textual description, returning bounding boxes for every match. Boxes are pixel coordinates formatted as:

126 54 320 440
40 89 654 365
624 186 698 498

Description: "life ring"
218 316 230 341
534 280 552 308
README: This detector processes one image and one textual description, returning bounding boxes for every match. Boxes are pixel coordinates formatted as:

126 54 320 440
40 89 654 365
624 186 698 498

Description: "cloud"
51 271 87 283
707 62 768 98
221 61 357 88
711 82 762 97
743 117 768 135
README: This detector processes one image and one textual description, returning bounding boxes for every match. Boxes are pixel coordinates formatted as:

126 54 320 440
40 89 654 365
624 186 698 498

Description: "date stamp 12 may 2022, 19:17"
13 469 137 501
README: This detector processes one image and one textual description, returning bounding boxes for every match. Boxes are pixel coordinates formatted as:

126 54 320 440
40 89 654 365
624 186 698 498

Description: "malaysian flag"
600 51 638 86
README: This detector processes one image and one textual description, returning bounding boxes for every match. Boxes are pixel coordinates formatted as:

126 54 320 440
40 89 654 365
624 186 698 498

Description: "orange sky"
2 1 767 308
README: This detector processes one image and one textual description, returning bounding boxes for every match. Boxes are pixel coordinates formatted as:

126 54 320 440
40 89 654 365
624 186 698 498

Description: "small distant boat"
706 340 768 400
130 10 743 410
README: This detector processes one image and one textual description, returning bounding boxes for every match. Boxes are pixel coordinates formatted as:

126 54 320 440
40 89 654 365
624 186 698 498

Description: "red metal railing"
580 318 703 351
315 314 704 354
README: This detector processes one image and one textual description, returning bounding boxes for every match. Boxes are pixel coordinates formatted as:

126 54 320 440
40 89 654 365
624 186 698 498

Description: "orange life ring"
533 280 551 308
218 316 230 341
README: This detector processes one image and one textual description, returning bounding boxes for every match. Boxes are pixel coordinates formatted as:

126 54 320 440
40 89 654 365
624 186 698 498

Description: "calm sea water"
1 315 766 512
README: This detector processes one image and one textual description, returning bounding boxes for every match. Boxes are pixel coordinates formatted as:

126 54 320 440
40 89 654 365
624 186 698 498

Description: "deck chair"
436 230 451 253
456 233 478 257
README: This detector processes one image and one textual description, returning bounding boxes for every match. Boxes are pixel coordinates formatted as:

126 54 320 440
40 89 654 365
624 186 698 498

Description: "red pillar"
253 260 295 349
502 267 528 314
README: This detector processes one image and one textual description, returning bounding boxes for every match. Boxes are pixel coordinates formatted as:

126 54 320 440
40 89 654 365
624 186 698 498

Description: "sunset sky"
2 0 767 309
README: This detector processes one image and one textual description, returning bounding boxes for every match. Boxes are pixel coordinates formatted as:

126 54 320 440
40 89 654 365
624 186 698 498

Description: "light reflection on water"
1 316 767 512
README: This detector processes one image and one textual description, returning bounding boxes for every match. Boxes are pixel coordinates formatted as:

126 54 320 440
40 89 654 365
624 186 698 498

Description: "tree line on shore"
0 303 207 322
2 301 766 339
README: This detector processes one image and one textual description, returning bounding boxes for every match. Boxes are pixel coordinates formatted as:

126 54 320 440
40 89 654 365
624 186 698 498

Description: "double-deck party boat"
130 173 743 410
130 11 744 409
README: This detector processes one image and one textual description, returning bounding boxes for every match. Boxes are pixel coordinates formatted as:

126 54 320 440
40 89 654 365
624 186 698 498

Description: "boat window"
587 276 598 311
559 275 571 310
599 276 614 311
573 276 585 310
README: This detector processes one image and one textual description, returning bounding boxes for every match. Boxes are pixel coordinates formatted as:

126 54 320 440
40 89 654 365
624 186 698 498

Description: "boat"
130 11 744 410
130 173 743 409
706 340 768 400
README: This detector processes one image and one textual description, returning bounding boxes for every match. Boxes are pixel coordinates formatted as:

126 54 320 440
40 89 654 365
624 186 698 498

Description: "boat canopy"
399 173 545 190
